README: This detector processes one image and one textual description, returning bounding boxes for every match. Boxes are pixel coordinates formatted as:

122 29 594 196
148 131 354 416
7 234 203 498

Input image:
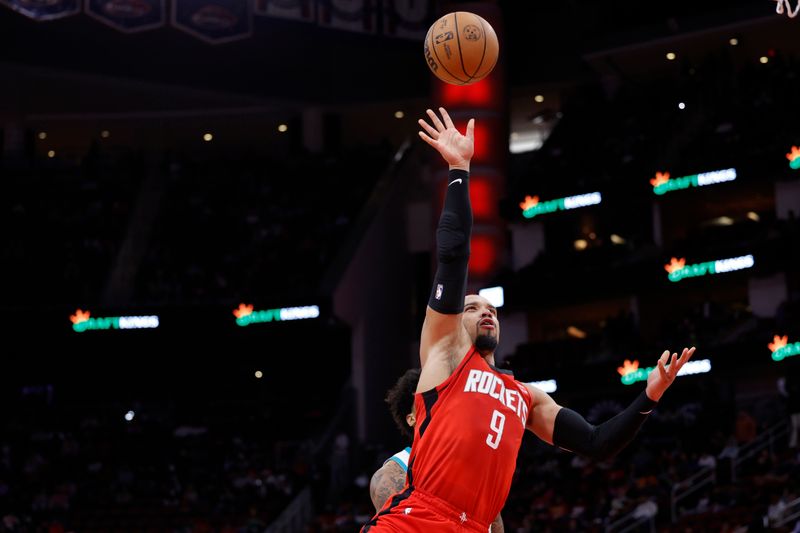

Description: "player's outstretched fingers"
658 358 669 382
418 119 439 140
427 109 445 132
439 107 455 129
418 130 437 147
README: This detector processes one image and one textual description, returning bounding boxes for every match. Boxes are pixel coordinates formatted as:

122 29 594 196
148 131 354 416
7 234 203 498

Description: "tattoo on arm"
491 513 504 533
370 465 407 511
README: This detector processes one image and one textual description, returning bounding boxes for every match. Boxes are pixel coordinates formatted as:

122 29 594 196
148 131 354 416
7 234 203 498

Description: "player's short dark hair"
385 368 420 442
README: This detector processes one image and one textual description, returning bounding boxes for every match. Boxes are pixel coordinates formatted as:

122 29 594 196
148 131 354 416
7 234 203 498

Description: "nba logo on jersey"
435 284 443 300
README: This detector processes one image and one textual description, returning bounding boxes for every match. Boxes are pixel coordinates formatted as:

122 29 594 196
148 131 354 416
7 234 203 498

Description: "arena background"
1 0 800 531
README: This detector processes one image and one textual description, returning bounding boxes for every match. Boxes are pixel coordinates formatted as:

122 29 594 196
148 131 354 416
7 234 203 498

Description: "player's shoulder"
382 447 412 472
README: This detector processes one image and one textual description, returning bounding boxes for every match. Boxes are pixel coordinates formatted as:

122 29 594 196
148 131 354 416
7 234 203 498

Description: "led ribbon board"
527 379 557 393
769 335 800 361
650 168 736 195
787 146 800 170
664 254 754 282
233 303 319 327
617 358 711 385
519 192 602 219
70 309 159 333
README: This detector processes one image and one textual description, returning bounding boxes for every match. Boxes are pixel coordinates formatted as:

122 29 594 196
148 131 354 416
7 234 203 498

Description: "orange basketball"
423 11 499 86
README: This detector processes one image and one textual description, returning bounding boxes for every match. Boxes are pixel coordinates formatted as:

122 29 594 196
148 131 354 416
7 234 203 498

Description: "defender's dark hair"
385 369 421 441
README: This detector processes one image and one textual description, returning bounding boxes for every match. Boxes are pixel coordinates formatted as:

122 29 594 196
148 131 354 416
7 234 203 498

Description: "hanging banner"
172 0 252 44
85 0 164 33
0 0 79 20
317 0 376 34
382 0 432 40
254 0 315 21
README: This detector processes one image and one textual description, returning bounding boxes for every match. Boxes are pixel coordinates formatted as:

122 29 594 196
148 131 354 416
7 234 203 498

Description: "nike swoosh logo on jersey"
448 178 462 186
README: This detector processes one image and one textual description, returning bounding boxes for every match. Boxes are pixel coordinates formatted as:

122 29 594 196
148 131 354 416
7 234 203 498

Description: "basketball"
423 11 499 86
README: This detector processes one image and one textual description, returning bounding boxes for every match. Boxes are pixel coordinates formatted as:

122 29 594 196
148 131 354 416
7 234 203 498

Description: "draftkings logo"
787 146 800 170
233 303 319 327
69 309 159 333
769 335 800 362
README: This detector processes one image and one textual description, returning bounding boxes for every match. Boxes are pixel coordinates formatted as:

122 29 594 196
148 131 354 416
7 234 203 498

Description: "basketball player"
361 108 696 532
369 369 504 532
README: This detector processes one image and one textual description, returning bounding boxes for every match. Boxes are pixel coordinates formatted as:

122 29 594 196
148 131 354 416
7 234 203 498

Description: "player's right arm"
490 513 504 533
369 460 407 511
416 108 475 391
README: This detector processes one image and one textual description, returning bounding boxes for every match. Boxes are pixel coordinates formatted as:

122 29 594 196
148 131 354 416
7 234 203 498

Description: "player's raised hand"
418 107 474 171
645 347 696 401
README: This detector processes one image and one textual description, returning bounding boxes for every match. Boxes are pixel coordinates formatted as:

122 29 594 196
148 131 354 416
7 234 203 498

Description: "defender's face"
462 295 499 346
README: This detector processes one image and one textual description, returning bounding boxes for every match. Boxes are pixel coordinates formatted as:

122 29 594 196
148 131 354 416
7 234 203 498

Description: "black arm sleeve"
428 169 472 314
552 390 657 461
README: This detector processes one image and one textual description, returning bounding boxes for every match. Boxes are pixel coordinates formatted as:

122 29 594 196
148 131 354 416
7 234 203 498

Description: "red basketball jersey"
408 347 533 525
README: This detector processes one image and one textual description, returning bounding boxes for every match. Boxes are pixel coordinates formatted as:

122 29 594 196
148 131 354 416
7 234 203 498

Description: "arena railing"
264 486 312 533
731 420 789 482
671 466 716 523
605 511 656 533
771 495 800 529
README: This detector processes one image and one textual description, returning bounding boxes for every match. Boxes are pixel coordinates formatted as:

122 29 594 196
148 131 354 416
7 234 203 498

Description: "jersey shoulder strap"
383 446 412 472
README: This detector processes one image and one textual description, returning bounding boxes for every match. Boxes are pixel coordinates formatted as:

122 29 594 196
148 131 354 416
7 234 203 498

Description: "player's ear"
406 412 416 428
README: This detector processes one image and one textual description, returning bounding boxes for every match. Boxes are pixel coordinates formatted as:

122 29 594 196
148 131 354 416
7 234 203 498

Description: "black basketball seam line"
454 12 474 84
479 24 499 79
431 17 469 84
430 18 469 85
472 16 488 78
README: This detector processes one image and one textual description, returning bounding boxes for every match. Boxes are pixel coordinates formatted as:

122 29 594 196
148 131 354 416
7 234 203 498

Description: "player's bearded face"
473 316 498 355
463 297 499 355
475 330 498 354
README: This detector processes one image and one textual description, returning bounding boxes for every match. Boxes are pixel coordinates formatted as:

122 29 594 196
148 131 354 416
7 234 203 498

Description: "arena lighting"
769 335 800 362
528 379 557 393
478 286 504 308
519 192 602 219
664 254 754 282
124 411 135 422
566 326 587 339
617 359 711 385
786 146 800 169
650 168 736 195
70 309 159 333
233 303 319 327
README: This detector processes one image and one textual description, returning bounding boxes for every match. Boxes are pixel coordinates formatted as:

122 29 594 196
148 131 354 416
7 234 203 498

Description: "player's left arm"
369 460 407 511
490 513 504 533
524 347 695 461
